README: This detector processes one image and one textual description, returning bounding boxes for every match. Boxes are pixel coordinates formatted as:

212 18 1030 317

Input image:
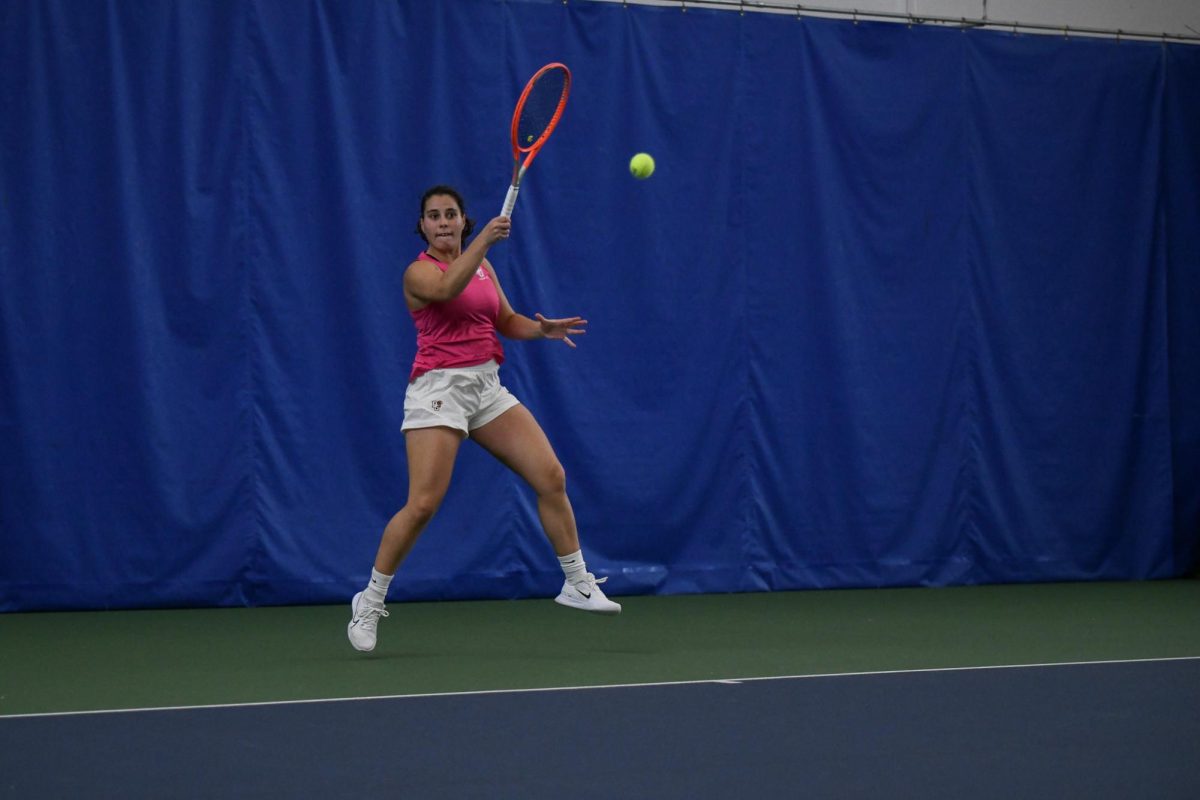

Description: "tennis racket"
500 62 571 217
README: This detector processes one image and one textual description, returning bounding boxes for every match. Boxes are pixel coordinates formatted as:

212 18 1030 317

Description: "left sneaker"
555 574 621 615
347 591 389 652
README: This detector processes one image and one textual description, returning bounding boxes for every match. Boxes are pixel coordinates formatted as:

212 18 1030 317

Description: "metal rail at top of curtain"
659 0 1200 44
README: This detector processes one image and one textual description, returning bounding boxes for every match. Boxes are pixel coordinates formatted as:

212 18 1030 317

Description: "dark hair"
414 185 475 244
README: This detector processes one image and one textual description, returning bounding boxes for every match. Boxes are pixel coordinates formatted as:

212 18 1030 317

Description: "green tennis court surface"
3 580 1198 717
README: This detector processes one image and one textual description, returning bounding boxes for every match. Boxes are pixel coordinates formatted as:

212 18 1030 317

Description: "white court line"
3 655 1198 721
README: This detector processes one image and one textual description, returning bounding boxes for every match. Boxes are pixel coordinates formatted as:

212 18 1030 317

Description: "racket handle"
501 184 520 217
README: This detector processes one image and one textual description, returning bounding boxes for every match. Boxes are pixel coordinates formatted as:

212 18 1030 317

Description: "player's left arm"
486 261 586 347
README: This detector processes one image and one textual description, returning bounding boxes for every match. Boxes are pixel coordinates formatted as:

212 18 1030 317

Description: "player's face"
421 195 465 249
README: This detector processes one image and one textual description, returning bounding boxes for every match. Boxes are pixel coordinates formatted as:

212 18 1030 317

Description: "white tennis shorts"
402 360 520 436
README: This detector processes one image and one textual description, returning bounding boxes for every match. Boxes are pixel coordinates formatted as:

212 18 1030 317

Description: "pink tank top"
408 251 505 381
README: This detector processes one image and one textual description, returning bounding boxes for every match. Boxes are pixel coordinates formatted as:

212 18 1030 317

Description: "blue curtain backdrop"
1 0 1197 611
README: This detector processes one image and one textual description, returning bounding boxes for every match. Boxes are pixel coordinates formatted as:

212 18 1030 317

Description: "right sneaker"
347 591 389 652
555 574 622 615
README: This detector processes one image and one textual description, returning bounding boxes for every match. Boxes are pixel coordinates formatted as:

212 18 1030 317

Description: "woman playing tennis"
347 185 620 652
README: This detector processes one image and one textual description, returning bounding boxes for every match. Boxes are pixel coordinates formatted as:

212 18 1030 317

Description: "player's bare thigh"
470 405 565 495
403 425 465 514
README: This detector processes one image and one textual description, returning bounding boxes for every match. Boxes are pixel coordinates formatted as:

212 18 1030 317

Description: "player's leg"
348 426 463 651
376 426 464 572
470 405 620 615
472 404 577 554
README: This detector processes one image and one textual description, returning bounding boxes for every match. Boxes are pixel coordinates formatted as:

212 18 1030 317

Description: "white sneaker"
347 591 389 652
555 574 621 615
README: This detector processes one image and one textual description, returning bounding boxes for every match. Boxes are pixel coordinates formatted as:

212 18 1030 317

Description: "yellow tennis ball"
526 134 533 143
629 152 655 180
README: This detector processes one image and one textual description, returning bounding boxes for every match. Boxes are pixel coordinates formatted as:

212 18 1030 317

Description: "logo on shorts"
431 400 443 411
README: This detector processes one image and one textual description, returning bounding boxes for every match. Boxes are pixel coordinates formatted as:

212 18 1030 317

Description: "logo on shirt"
476 268 487 280
431 400 443 411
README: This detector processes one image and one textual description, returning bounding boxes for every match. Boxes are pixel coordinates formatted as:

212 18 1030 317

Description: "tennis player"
347 185 620 652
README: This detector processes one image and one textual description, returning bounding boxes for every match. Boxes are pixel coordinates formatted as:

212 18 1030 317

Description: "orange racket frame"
500 62 572 217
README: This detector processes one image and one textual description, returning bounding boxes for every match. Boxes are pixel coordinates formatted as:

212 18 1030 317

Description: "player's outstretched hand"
536 313 587 348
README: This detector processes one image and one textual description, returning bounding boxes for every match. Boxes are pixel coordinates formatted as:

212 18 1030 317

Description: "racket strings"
516 68 568 150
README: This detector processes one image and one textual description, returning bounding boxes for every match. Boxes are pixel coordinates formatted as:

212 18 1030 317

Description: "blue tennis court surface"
4 657 1198 798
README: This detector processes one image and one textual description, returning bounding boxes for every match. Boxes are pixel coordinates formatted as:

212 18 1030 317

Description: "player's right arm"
404 217 511 308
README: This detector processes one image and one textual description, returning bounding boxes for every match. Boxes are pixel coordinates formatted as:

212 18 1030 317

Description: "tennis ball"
629 152 655 180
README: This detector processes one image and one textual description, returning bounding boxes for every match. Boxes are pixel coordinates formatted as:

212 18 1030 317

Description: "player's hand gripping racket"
500 62 571 218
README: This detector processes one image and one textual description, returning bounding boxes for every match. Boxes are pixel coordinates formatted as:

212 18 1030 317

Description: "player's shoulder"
405 256 439 274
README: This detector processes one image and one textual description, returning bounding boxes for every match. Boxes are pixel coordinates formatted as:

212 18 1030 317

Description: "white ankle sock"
557 550 588 584
364 568 392 605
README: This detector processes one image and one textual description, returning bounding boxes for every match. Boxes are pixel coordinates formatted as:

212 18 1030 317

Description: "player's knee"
538 461 567 496
405 493 443 526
